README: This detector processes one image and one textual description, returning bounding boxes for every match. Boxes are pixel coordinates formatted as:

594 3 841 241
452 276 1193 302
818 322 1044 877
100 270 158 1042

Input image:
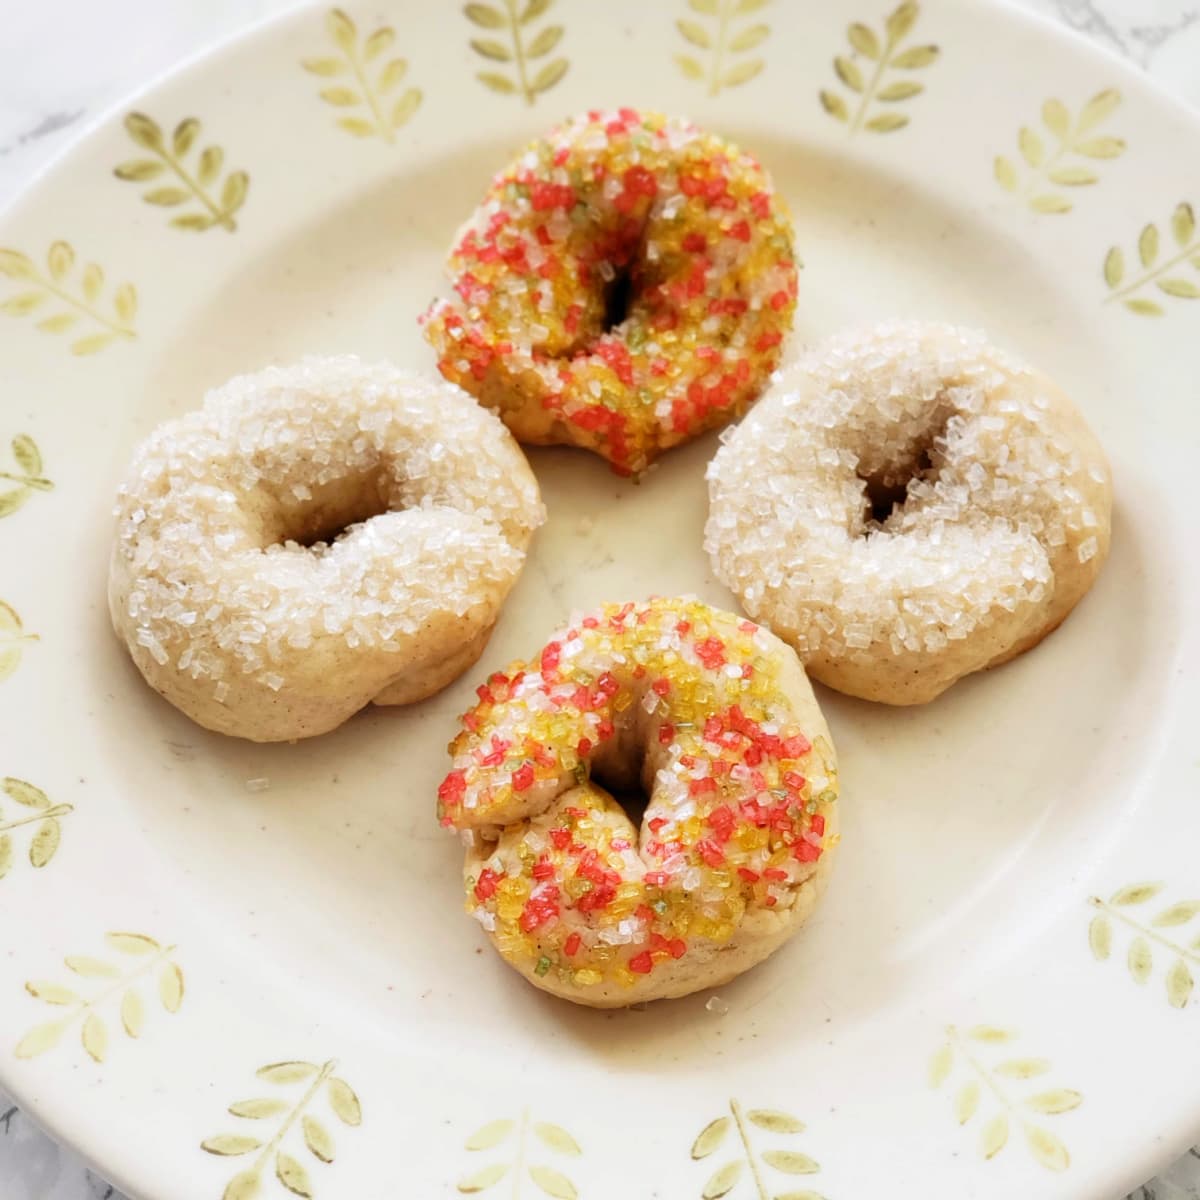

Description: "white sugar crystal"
705 321 1111 683
110 358 546 695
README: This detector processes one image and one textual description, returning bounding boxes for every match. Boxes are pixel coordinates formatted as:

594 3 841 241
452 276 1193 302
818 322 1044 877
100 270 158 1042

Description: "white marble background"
1 0 1199 1196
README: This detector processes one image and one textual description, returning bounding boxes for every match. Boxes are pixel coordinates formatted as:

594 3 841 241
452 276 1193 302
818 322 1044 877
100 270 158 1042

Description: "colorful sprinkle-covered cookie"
439 598 837 1007
422 109 798 477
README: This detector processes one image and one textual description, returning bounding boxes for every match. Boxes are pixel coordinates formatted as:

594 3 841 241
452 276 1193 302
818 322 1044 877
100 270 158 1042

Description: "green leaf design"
114 160 164 181
1139 224 1160 268
979 1113 1009 1159
691 1116 731 1159
746 1109 804 1134
1167 957 1194 1008
257 1061 319 1084
1026 1125 1069 1172
1128 936 1153 983
458 1163 509 1193
327 1077 362 1126
15 1020 68 1059
65 955 119 979
1018 126 1043 167
0 600 36 682
1079 87 1121 132
996 87 1124 211
877 80 922 100
465 3 506 27
1125 297 1163 316
25 981 80 1005
364 26 394 59
994 157 1020 192
865 112 908 133
82 1012 107 1062
107 931 160 955
1172 202 1196 245
116 112 247 231
305 11 423 139
3 777 49 808
848 22 879 57
1041 97 1069 138
762 1150 819 1174
1111 883 1162 905
223 1172 262 1200
1077 136 1125 158
0 242 137 350
528 1165 577 1199
302 1114 335 1163
995 1058 1050 1079
1103 248 1124 288
465 0 567 103
1025 1089 1082 1114
928 1042 953 1086
228 1098 289 1119
819 91 848 121
1049 166 1098 186
677 19 711 48
1030 194 1071 214
1159 277 1200 299
1153 900 1200 926
276 1151 313 1198
834 56 863 91
954 1080 980 1124
534 1122 581 1155
0 833 10 878
203 1135 264 1156
822 2 935 132
702 1160 743 1199
159 962 185 1012
29 818 60 867
674 0 771 95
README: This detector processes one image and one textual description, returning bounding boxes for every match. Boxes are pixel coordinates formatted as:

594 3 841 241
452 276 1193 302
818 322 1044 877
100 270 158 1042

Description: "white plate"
1 2 1198 1197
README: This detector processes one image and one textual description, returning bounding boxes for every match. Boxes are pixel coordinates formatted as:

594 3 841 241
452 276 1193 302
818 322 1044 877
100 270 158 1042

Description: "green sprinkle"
573 762 589 785
535 956 552 977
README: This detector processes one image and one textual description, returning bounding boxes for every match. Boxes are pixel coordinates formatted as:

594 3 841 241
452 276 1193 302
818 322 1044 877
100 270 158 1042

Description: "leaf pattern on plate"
819 2 938 135
690 1098 821 1198
464 0 567 105
0 434 53 520
0 777 72 881
930 1026 1080 1171
1088 886 1200 1007
457 1108 581 1196
1102 202 1200 316
0 601 38 684
0 243 137 354
674 0 770 97
203 1060 361 1199
303 9 422 142
994 89 1125 213
15 932 182 1063
115 112 249 232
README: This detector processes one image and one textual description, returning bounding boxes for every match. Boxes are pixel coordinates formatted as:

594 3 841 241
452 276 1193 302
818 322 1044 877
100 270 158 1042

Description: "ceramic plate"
2 1 1198 1197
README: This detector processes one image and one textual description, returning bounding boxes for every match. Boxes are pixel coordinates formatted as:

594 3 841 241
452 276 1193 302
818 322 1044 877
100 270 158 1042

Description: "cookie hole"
859 444 936 527
602 266 635 334
588 741 649 829
273 473 390 549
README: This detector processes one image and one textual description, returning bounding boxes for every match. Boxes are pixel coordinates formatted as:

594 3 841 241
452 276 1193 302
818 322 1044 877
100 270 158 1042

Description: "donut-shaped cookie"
438 597 838 1007
109 357 545 742
705 321 1113 705
422 108 798 477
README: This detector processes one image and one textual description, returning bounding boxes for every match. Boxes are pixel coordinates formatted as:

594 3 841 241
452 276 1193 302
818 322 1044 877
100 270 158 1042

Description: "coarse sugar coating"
705 320 1113 705
422 108 798 477
109 357 545 741
439 597 838 1007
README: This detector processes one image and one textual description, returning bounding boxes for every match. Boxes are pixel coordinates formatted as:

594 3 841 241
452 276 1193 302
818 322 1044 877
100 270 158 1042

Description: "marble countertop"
2 0 1199 1197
